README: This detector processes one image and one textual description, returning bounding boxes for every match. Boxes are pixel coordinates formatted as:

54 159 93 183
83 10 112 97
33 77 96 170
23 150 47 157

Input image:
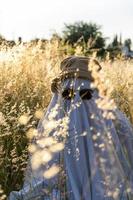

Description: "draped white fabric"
9 78 133 200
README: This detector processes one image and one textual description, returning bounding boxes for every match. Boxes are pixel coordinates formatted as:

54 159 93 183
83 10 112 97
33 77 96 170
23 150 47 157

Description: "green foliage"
62 21 106 49
107 35 123 59
112 35 119 47
124 38 132 51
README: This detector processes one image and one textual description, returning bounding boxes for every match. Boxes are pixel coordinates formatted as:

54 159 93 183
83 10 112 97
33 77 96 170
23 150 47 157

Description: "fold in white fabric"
9 78 133 200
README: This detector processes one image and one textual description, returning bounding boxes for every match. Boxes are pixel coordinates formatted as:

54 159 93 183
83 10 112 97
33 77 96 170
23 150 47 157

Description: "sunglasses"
62 89 93 100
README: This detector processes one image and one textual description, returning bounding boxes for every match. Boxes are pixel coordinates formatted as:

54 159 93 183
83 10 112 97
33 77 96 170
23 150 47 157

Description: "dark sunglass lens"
62 89 75 100
80 89 93 100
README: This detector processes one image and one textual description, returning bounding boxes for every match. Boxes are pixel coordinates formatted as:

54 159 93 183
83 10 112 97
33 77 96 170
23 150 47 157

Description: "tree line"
0 21 132 58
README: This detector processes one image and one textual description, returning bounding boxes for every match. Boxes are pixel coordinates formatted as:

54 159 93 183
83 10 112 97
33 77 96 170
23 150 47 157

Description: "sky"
0 0 133 42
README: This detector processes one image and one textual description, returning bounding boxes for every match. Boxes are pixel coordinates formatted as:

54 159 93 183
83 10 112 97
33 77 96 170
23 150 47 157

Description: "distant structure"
122 46 133 58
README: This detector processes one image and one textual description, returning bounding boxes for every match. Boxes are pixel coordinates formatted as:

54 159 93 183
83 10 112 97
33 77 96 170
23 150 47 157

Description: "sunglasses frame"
61 88 93 100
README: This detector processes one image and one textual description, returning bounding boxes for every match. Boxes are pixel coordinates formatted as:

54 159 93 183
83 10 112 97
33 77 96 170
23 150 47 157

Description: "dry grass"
102 59 133 122
0 39 133 197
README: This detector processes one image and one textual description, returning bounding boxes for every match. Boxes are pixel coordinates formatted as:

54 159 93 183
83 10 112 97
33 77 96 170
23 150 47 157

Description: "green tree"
107 34 122 49
124 38 132 51
106 34 123 59
62 21 105 49
112 35 119 47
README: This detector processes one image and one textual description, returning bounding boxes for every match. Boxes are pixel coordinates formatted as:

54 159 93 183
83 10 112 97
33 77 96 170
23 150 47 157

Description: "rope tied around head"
51 56 102 93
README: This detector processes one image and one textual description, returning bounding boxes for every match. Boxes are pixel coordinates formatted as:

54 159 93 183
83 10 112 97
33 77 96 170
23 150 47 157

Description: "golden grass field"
0 39 133 198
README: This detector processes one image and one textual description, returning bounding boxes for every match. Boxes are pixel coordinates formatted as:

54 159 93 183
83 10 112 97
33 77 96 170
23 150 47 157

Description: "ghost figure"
9 56 133 200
